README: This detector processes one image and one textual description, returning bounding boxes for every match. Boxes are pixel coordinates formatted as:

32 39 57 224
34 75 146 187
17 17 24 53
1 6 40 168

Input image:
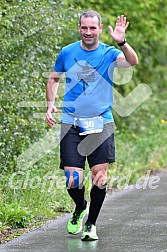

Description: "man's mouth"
84 36 93 40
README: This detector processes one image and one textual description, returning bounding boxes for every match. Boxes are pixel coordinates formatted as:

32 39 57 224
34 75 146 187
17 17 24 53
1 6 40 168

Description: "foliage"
0 0 76 236
0 0 77 174
0 202 30 228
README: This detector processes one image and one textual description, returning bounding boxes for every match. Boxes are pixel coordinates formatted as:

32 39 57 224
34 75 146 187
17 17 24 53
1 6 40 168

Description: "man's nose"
86 28 91 35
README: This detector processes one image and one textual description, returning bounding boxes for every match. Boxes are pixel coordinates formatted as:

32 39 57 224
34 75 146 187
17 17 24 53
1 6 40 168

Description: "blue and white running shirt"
53 41 122 124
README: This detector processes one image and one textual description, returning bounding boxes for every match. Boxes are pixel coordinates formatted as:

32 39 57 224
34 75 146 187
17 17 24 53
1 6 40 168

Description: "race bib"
75 116 104 136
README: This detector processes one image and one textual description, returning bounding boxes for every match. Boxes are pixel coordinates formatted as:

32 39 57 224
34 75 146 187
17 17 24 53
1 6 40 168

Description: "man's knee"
65 169 82 188
91 163 108 186
92 170 107 188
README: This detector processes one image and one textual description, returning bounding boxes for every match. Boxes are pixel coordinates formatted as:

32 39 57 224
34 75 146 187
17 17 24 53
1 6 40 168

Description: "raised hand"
108 15 129 44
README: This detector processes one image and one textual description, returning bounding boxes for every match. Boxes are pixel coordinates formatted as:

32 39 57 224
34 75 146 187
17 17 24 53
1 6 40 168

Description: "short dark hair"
79 10 102 26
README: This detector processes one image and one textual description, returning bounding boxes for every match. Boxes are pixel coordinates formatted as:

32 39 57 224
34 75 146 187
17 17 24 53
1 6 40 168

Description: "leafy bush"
0 203 30 228
0 0 77 174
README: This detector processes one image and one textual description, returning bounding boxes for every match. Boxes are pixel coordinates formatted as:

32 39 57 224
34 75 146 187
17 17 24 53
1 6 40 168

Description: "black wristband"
117 38 126 46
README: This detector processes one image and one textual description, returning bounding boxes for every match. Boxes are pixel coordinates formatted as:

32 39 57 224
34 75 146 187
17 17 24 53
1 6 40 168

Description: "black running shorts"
60 122 115 169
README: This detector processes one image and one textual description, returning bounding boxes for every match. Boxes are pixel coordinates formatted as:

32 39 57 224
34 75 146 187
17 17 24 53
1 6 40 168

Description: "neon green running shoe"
81 222 98 241
67 204 88 235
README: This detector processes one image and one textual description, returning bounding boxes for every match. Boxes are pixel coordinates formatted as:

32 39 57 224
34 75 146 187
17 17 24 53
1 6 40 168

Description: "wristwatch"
117 38 126 46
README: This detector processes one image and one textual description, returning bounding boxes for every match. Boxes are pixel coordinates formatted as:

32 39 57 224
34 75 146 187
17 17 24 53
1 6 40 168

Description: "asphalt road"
0 171 167 252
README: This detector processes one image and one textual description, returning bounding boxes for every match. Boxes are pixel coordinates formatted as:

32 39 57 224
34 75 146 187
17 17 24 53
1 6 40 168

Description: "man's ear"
78 24 80 32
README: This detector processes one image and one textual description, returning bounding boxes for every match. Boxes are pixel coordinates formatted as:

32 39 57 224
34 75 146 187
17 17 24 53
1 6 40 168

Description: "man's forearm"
46 72 59 108
119 42 138 66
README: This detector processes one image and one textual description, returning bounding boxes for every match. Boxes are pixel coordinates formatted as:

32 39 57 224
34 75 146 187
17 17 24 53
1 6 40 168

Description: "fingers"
125 21 129 30
116 15 129 29
46 106 57 127
108 25 113 34
46 112 56 127
120 15 126 25
46 117 56 127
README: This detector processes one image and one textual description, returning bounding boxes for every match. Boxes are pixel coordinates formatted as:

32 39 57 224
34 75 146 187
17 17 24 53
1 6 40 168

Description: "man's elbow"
131 57 139 66
133 60 139 66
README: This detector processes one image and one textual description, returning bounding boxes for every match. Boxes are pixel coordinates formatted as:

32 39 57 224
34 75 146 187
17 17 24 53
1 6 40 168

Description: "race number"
75 116 104 135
